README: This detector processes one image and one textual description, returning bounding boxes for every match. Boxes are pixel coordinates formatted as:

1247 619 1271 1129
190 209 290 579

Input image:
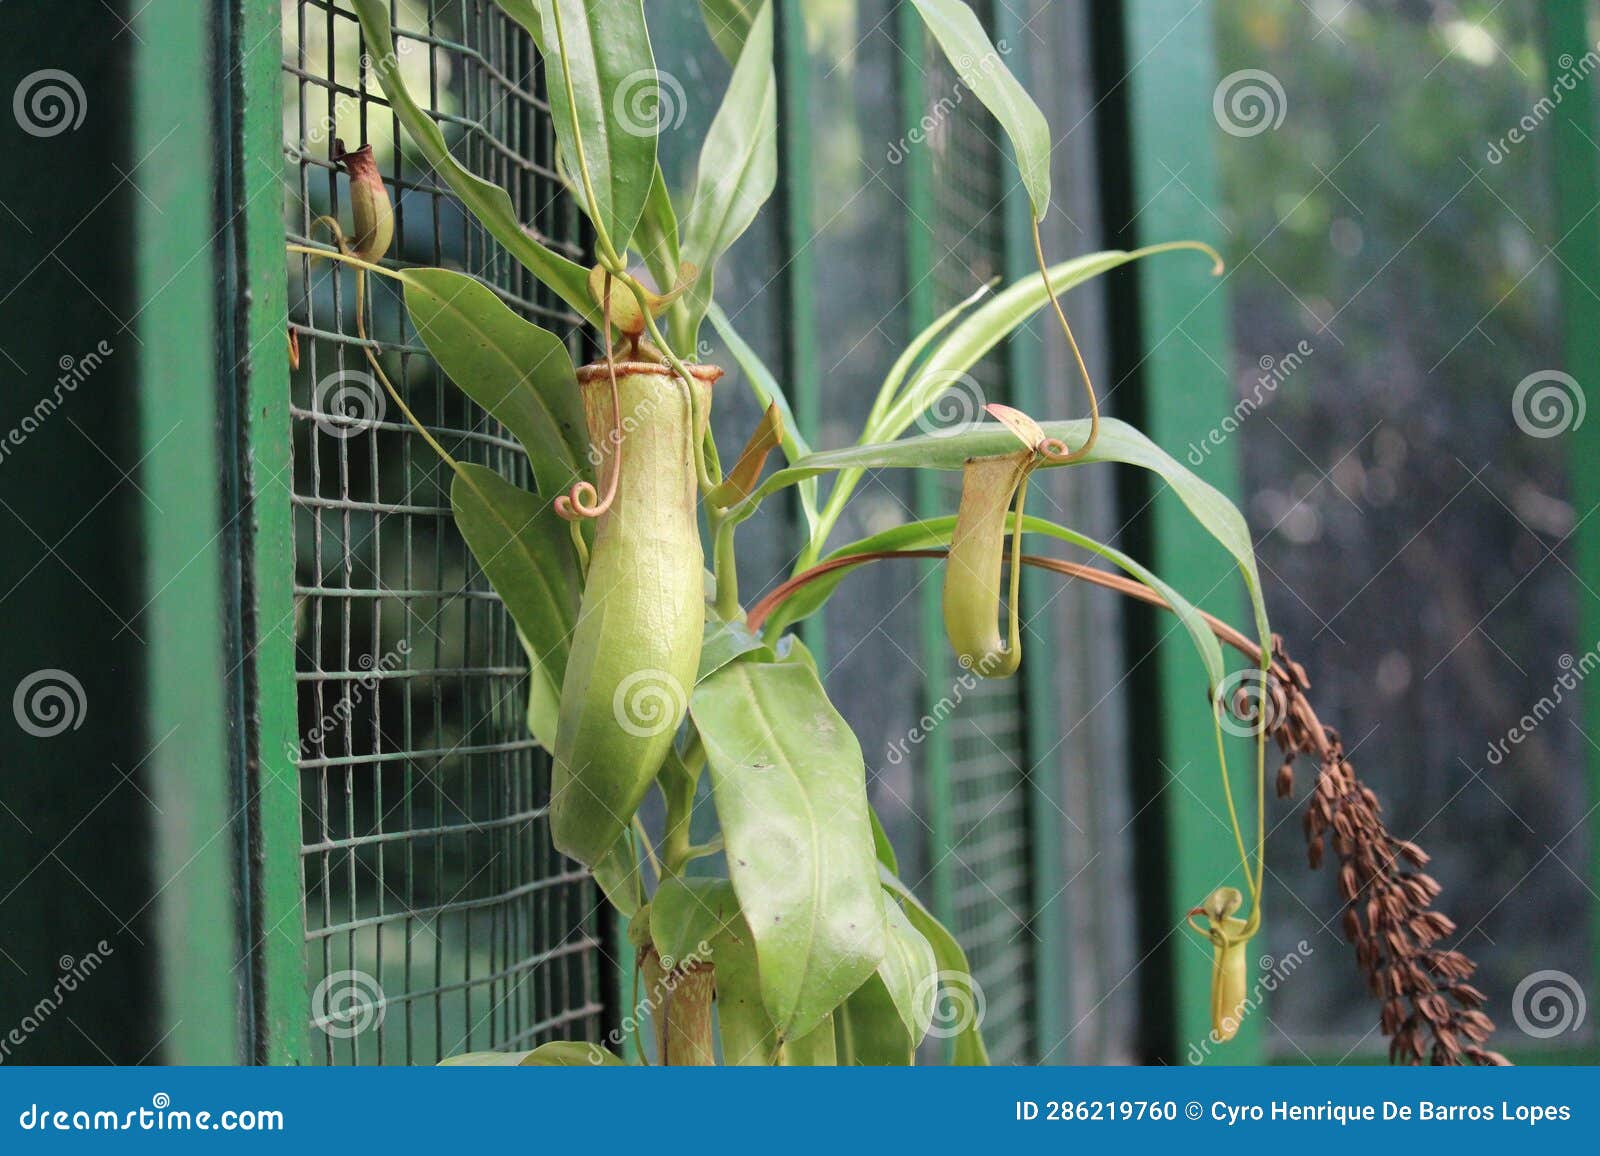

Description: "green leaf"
743 416 1268 655
539 0 658 253
706 302 817 533
874 245 1218 443
592 833 643 917
708 907 777 1064
837 976 914 1065
700 0 758 61
876 894 939 1045
635 164 683 297
681 2 777 343
449 464 580 751
772 512 1226 693
868 805 898 875
440 1041 625 1066
350 0 596 322
690 660 885 1039
880 867 989 1065
697 614 769 681
650 876 741 964
907 0 1049 218
780 1016 837 1065
401 268 589 500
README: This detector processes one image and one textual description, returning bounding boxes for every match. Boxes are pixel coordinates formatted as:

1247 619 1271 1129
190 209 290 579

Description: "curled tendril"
557 277 624 522
1037 435 1072 462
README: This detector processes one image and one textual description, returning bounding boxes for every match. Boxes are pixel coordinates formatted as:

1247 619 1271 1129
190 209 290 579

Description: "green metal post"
131 0 250 1064
235 0 311 1065
897 0 956 933
1114 0 1260 1063
1542 0 1600 1033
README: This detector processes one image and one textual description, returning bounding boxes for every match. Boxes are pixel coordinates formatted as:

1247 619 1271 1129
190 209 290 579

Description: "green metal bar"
1541 0 1600 1033
133 0 247 1064
995 0 1066 1064
896 0 956 935
1115 0 1260 1064
775 0 825 663
236 0 311 1066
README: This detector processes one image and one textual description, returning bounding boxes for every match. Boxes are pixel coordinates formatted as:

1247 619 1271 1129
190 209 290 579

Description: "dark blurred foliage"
1214 0 1593 1052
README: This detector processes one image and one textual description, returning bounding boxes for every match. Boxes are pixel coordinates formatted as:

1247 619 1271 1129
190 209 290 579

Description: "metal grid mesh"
924 11 1037 1064
283 0 604 1065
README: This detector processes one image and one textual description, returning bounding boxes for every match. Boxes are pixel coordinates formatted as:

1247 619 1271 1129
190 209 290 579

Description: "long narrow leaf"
874 245 1217 443
707 301 817 532
539 0 657 252
907 0 1050 218
448 465 581 751
741 416 1269 654
350 0 596 321
880 867 989 1065
401 268 589 500
770 512 1226 692
681 1 777 343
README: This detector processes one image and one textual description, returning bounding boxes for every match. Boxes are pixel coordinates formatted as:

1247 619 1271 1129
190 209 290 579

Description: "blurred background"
0 0 1593 1065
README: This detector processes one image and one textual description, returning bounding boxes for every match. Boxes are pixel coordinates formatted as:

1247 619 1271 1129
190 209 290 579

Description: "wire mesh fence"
283 0 605 1065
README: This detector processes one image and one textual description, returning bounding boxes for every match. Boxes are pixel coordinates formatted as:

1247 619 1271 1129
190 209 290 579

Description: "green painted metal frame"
131 0 254 1064
1545 1 1600 1060
1113 0 1261 1063
235 0 312 1066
